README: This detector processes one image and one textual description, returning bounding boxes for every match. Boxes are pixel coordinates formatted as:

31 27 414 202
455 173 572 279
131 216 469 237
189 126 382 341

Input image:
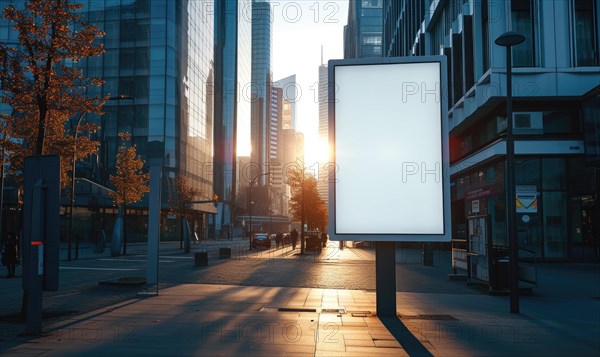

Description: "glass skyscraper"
214 0 252 237
250 0 272 187
344 0 383 59
0 0 217 240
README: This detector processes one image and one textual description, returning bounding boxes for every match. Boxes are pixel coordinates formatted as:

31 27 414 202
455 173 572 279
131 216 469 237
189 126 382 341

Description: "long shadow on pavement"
380 316 434 357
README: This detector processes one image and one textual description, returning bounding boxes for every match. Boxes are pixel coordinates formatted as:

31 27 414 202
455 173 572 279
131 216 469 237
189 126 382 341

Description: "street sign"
516 185 538 213
328 57 450 242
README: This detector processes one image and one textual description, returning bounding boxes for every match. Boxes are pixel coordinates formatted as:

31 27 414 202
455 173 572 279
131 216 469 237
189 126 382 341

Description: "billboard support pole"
376 241 396 317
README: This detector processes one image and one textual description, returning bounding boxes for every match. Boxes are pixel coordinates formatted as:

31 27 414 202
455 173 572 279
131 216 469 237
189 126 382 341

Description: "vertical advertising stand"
145 141 164 296
328 57 450 318
22 155 60 334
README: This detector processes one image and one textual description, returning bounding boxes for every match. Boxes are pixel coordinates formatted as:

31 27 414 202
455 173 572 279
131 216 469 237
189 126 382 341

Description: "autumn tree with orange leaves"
169 176 202 248
286 164 328 254
0 0 107 188
109 133 149 255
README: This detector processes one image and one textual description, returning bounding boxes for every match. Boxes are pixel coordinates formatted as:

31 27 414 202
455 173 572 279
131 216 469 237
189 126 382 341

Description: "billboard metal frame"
328 56 450 242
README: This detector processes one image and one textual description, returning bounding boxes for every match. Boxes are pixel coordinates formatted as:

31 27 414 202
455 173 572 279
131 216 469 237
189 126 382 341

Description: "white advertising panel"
328 57 450 242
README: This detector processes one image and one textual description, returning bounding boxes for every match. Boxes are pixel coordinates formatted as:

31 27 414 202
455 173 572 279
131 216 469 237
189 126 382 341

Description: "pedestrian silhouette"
291 228 298 250
2 232 19 278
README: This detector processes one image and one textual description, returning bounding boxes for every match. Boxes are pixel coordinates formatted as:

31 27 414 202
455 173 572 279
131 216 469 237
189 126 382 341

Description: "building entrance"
571 195 598 261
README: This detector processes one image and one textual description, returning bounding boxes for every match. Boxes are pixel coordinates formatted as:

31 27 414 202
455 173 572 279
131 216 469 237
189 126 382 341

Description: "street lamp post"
68 95 132 261
495 31 525 314
0 118 9 242
68 111 87 261
269 190 285 234
269 183 273 235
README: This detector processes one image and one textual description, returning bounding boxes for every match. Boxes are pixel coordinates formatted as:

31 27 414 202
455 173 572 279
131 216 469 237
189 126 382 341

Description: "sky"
238 0 348 165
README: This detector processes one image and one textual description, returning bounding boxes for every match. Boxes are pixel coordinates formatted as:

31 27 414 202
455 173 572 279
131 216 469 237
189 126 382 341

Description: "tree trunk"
300 217 305 254
179 217 184 249
122 203 127 255
35 103 46 155
300 175 305 254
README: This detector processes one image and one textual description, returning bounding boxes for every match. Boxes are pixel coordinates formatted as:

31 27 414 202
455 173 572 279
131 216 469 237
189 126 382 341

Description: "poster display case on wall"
467 215 492 283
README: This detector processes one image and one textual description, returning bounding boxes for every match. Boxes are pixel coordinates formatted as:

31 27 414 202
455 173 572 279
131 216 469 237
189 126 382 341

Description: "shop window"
567 158 595 193
583 94 600 166
517 208 543 257
570 197 583 243
485 166 497 184
541 158 566 190
490 196 507 246
515 159 540 186
543 192 568 258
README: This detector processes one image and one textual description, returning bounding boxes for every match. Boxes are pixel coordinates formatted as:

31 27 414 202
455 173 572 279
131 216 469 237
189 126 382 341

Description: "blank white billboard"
329 58 450 242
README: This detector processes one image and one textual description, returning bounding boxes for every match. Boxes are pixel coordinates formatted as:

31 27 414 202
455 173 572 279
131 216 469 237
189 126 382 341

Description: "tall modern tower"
269 86 285 216
214 0 252 236
251 0 272 186
317 59 329 206
274 74 298 130
0 0 217 240
344 0 383 59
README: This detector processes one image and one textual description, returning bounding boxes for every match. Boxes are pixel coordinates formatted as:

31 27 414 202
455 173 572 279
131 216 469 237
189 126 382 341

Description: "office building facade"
0 0 217 240
317 63 329 206
345 0 383 58
214 0 252 237
250 0 272 186
269 86 285 216
382 0 600 261
274 74 298 130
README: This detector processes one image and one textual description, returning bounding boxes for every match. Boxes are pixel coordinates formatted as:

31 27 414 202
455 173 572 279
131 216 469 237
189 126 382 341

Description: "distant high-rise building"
269 86 285 215
344 0 383 59
274 74 298 130
251 0 272 186
236 155 251 214
317 62 329 206
283 129 298 166
296 131 305 164
214 0 252 235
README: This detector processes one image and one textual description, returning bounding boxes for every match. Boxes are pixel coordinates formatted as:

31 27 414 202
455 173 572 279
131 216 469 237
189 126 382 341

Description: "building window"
572 0 599 66
362 33 382 46
362 0 382 8
481 0 490 72
511 0 536 67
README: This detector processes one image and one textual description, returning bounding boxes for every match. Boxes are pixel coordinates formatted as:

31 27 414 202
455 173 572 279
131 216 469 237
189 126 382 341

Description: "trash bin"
495 258 509 290
195 252 208 266
219 247 231 259
422 243 433 266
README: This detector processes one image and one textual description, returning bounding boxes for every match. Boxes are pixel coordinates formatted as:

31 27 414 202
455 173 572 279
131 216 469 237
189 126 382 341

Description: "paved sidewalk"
57 237 252 261
1 242 598 356
1 282 599 356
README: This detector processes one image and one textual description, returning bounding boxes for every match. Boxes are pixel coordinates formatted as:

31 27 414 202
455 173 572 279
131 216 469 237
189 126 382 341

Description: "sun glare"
304 136 330 167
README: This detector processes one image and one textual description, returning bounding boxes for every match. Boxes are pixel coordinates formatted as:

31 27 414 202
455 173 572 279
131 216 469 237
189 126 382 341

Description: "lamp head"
495 31 526 47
